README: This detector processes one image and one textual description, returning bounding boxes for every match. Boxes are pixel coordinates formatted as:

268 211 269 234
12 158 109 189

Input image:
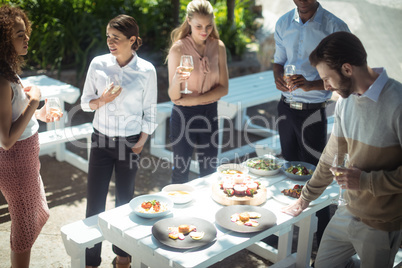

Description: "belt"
281 95 327 110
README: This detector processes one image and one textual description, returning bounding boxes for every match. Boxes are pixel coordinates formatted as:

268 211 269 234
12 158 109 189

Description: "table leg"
295 214 318 268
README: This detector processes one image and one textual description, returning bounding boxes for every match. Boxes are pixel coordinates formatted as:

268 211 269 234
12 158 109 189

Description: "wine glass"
180 55 194 94
106 74 121 94
331 153 350 206
284 65 296 102
46 97 63 139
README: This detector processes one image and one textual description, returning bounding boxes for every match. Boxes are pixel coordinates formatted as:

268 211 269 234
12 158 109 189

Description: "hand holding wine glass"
106 75 122 95
180 55 194 94
284 64 296 101
331 153 350 206
46 97 63 139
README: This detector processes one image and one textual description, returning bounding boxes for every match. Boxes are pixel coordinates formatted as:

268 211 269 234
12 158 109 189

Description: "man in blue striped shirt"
272 0 350 248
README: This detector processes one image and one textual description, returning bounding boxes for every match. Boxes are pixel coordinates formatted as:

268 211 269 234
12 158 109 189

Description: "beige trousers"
315 205 401 268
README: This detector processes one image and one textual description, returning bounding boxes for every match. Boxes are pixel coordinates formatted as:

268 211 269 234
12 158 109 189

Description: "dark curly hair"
0 5 31 83
309 31 367 75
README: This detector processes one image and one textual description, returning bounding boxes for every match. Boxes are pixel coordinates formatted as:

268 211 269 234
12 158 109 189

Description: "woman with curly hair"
167 0 229 183
0 5 61 267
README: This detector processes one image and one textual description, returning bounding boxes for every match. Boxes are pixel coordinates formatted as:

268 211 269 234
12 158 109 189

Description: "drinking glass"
180 55 194 94
46 97 63 139
107 74 121 94
284 65 296 102
331 153 350 206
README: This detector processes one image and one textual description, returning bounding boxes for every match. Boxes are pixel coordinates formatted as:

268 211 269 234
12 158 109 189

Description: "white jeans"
315 206 401 268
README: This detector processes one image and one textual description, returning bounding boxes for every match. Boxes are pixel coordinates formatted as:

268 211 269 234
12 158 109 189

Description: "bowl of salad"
244 156 282 176
281 161 315 181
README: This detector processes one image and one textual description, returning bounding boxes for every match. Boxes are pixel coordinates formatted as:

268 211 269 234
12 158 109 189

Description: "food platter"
152 217 217 249
215 205 276 233
211 183 267 206
268 180 330 206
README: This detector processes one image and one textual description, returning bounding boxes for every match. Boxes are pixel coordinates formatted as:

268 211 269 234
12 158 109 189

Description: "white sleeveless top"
11 77 39 141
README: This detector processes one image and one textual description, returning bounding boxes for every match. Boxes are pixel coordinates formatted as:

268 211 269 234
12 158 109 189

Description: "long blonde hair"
170 0 220 46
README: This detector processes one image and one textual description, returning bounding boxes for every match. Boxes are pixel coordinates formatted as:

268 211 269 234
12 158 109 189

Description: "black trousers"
85 129 140 266
277 99 330 247
170 102 219 184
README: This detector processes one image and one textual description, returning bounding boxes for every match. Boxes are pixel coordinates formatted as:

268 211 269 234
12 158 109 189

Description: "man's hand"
330 166 361 190
281 197 310 217
275 74 291 92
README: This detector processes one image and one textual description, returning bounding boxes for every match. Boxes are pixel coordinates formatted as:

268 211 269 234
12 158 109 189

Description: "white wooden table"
97 172 339 268
150 71 282 173
21 75 93 172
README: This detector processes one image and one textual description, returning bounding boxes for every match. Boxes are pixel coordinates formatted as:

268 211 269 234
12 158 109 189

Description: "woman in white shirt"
81 14 157 268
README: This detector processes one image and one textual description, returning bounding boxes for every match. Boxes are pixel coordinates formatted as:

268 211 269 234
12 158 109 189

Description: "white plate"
129 194 173 218
161 184 195 204
268 180 329 206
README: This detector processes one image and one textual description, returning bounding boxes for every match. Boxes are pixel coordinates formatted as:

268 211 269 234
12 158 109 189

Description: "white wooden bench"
60 215 104 268
255 115 335 157
39 123 93 173
21 75 95 172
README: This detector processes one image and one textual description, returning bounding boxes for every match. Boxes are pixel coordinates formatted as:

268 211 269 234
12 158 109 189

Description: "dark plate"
215 205 277 233
152 217 217 249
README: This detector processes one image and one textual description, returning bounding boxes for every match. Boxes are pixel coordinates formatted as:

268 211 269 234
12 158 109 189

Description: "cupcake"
234 184 247 196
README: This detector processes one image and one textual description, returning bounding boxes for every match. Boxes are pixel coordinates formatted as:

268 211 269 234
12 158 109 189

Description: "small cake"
178 224 190 234
233 174 245 184
246 182 258 192
223 182 234 191
239 212 250 222
234 184 247 196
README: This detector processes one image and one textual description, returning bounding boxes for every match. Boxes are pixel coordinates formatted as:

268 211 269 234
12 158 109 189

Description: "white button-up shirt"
274 3 350 103
81 53 157 137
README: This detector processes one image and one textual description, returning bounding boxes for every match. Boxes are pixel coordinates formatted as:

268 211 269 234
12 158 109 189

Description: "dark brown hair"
309 31 367 74
0 5 31 83
108 14 142 51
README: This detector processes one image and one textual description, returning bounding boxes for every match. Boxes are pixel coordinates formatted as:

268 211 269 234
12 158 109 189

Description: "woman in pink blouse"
167 0 229 183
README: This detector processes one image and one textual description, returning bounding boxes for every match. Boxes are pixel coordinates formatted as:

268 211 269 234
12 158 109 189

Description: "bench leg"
70 251 86 268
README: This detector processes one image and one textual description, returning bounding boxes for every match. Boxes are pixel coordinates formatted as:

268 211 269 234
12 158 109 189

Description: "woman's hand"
36 99 64 123
100 83 122 103
172 95 199 106
131 144 144 154
24 86 41 104
172 66 190 88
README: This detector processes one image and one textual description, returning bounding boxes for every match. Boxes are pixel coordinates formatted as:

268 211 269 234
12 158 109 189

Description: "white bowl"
161 184 195 204
217 163 249 177
129 194 173 218
244 156 283 176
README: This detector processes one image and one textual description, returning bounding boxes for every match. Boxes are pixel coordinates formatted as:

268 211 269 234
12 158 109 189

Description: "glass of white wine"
331 153 350 206
284 64 296 102
46 97 63 139
180 55 194 94
107 74 121 94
